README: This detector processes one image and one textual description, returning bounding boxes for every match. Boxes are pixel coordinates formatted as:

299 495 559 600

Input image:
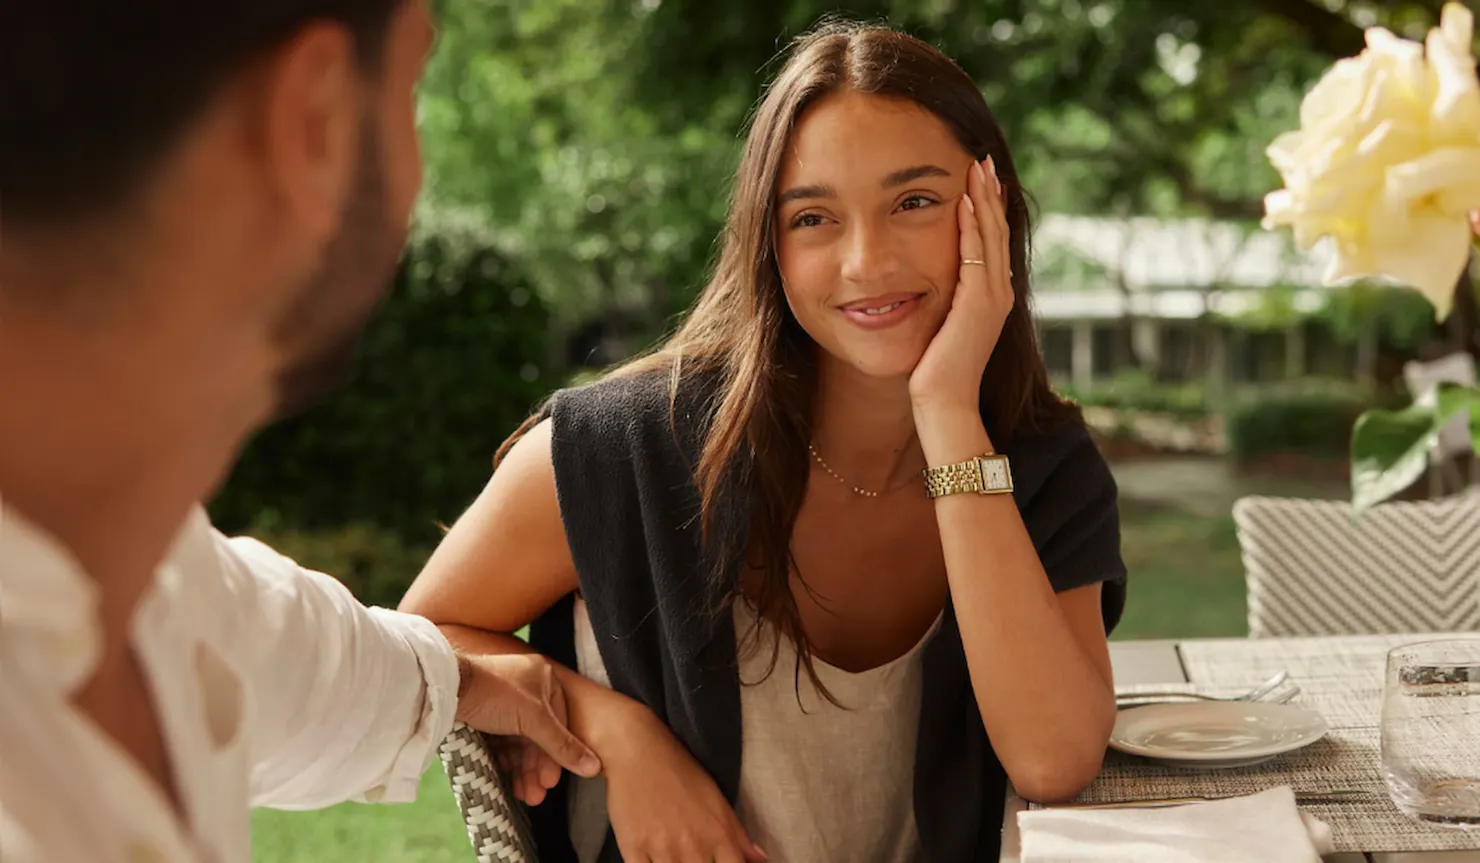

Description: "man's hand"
455 651 601 802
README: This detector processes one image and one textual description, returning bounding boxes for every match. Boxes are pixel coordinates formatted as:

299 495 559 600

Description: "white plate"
1110 701 1328 770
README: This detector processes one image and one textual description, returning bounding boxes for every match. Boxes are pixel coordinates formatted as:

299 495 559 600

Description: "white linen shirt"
0 498 460 863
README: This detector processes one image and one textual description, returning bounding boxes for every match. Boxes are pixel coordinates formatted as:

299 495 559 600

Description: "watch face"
983 458 1010 491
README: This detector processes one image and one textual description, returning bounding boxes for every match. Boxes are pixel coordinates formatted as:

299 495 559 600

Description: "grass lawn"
1110 499 1249 641
252 768 466 863
251 495 1252 862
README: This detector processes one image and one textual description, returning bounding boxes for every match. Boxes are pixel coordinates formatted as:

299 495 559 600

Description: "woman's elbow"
1008 751 1106 804
1003 716 1114 803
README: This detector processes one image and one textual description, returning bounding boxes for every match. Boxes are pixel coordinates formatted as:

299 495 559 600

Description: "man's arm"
213 531 595 810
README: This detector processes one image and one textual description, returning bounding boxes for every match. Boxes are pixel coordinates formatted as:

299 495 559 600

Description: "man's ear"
252 23 362 241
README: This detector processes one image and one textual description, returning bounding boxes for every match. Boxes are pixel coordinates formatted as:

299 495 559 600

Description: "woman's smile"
836 291 926 330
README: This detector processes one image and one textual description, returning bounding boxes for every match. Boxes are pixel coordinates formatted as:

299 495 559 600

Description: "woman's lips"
838 293 925 329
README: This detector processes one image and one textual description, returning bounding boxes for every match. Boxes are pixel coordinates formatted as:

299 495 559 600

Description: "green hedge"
1059 372 1210 419
242 522 435 608
1225 382 1370 462
210 231 555 548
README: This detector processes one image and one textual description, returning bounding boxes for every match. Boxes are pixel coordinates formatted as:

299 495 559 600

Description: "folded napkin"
1017 786 1336 863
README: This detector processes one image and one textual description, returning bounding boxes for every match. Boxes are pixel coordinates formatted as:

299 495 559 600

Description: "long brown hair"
500 20 1080 695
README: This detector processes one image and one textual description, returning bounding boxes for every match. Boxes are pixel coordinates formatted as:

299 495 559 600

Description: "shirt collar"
0 495 103 693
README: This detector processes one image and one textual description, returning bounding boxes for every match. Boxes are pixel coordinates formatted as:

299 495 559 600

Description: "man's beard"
270 125 406 420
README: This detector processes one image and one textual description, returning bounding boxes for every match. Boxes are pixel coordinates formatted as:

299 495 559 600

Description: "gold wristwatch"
922 453 1013 499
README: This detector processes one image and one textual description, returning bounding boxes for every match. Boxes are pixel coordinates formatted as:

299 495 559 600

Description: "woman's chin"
831 348 927 383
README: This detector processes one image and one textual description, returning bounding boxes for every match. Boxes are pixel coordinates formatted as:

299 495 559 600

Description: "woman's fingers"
740 833 768 862
980 156 1013 294
519 745 548 805
959 156 1013 317
958 190 989 306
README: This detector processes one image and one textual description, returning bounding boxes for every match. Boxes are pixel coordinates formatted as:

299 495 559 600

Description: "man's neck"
811 356 925 492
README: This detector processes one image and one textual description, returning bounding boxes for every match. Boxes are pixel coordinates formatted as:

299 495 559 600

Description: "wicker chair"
439 722 539 862
1232 495 1480 638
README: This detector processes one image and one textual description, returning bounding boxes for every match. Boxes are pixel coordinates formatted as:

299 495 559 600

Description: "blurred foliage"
1060 370 1211 418
215 0 1466 549
1232 280 1441 349
242 521 437 607
1225 379 1374 461
1235 283 1308 331
415 0 1464 344
1321 282 1445 350
210 226 554 545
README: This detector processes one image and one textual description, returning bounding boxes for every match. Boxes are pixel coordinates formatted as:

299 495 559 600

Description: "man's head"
0 1 435 419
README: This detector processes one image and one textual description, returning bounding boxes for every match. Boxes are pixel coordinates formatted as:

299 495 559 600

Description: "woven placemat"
1071 634 1480 853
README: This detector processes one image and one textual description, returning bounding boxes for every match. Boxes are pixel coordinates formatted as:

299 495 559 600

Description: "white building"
1029 214 1378 390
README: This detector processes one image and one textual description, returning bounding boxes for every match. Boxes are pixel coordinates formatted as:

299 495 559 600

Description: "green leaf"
1350 383 1480 513
1350 404 1439 513
1437 384 1480 455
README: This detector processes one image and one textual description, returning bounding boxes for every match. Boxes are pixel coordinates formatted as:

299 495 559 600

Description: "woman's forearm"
915 406 1115 802
437 623 653 759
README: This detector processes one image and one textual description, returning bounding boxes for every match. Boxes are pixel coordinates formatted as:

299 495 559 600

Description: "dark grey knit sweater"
526 371 1126 862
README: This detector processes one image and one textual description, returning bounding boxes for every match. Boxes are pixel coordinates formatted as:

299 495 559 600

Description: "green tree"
416 0 1471 349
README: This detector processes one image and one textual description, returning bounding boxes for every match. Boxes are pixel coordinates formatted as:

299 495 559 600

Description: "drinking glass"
1382 639 1480 827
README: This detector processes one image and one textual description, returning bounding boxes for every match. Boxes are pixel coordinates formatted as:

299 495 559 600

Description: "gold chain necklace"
808 443 892 498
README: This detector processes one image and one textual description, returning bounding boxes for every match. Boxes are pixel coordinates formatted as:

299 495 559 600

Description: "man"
0 2 597 862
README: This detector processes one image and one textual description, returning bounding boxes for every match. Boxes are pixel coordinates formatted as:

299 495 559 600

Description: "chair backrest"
1233 495 1480 637
439 722 538 862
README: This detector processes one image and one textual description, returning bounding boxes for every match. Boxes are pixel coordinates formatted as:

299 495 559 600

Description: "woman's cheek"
778 248 834 325
904 211 963 296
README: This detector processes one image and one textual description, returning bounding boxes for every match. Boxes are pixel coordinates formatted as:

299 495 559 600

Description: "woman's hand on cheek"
907 156 1014 419
602 706 768 863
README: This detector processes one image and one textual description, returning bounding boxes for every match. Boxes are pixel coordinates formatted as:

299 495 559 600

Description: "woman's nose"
838 219 902 285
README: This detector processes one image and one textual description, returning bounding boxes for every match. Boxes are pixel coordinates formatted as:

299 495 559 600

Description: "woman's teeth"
863 301 905 315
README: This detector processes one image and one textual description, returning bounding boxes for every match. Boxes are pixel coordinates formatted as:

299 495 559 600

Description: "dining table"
998 635 1480 863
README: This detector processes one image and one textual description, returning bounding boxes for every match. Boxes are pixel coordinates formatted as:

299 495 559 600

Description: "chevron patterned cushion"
438 722 539 862
1233 495 1480 638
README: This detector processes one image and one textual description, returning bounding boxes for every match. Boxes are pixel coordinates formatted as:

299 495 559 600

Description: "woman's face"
773 89 975 381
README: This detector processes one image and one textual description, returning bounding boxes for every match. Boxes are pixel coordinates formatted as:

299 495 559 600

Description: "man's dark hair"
0 2 403 228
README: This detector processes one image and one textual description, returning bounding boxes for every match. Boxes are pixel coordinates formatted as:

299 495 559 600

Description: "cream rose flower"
1262 2 1480 320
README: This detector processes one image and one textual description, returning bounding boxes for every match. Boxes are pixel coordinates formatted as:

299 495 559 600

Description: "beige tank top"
568 597 937 863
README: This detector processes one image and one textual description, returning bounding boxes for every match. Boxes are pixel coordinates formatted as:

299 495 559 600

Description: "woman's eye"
897 194 938 213
790 213 825 229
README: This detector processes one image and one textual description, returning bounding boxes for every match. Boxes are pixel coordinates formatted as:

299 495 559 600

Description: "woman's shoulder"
1001 417 1113 503
546 363 722 462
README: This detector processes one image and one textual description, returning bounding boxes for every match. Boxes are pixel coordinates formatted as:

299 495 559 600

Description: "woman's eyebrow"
882 164 952 188
777 183 836 206
776 165 952 206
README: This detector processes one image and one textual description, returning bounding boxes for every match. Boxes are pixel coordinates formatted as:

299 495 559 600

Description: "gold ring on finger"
961 259 988 267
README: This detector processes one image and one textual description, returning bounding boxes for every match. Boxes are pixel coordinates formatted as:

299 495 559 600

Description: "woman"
400 20 1126 863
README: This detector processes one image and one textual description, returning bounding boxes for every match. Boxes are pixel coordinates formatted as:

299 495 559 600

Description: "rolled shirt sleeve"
212 533 459 810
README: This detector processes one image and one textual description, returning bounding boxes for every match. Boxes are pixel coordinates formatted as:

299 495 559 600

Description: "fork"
1116 670 1291 706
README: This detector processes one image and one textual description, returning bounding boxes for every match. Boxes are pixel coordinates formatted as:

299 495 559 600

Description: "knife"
1044 789 1376 809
